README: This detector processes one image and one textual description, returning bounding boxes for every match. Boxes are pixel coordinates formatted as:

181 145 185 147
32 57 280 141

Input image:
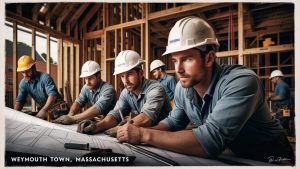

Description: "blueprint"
5 107 267 166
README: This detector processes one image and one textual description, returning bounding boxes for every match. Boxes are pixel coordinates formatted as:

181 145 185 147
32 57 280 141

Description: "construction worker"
77 50 171 134
150 59 177 105
14 55 63 120
53 61 117 125
268 70 293 132
116 16 294 164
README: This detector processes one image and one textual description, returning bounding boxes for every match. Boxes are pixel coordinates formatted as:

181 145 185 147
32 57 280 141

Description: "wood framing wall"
5 3 294 109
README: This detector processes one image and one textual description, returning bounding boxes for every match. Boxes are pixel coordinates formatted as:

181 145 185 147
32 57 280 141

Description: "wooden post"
13 21 17 107
238 3 244 65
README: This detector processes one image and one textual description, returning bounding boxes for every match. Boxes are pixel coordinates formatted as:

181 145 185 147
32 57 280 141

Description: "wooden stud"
12 21 17 107
46 33 51 74
238 3 244 65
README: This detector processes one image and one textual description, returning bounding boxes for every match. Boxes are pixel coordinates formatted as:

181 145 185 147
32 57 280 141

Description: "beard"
178 75 201 88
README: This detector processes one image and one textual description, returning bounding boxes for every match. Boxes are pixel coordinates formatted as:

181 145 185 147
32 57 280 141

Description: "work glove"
36 109 48 120
77 120 96 134
52 115 78 125
104 126 119 137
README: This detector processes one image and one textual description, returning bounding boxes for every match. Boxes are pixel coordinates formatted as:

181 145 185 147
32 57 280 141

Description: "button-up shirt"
108 78 171 125
159 74 177 100
16 71 62 106
76 81 117 115
161 64 284 158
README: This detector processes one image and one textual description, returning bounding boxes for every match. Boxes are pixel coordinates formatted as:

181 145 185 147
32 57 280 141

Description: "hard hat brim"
80 70 101 78
113 60 145 75
17 63 35 72
162 40 219 56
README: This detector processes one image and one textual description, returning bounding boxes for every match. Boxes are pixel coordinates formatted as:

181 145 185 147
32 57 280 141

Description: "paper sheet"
5 107 267 166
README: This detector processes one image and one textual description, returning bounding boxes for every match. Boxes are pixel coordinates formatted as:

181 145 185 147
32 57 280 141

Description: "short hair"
195 44 218 58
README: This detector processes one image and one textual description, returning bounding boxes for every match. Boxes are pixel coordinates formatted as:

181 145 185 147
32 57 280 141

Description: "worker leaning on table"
116 16 295 165
77 50 171 134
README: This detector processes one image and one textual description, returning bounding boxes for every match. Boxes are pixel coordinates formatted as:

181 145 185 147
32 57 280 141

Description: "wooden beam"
58 39 63 90
243 44 294 55
13 21 17 106
68 3 90 29
83 29 104 40
46 33 51 73
216 50 238 57
207 9 238 21
45 3 62 22
238 3 244 65
32 4 43 22
148 3 215 21
105 18 145 31
56 4 76 30
80 3 102 29
6 11 80 43
75 44 80 97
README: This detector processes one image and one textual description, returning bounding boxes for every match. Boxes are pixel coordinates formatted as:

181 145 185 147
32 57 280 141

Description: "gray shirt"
108 78 171 125
75 81 117 115
161 64 284 158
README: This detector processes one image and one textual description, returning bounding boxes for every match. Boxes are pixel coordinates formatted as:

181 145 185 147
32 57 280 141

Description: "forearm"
42 95 57 110
140 128 208 157
132 113 152 127
151 122 169 130
14 102 23 111
68 102 81 115
74 106 99 121
270 95 281 101
94 115 118 133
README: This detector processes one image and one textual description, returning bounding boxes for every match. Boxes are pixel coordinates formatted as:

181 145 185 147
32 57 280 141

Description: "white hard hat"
270 70 284 79
80 60 101 78
163 16 219 56
114 50 145 75
150 59 165 72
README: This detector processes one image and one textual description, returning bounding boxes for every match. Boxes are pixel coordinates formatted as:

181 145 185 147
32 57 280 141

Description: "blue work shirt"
274 80 292 108
16 71 62 106
159 74 177 100
161 64 284 158
75 81 117 115
108 78 171 125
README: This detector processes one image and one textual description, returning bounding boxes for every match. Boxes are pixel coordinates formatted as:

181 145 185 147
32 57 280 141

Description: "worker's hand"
77 120 96 134
68 111 75 116
117 122 142 144
52 115 78 125
36 109 47 120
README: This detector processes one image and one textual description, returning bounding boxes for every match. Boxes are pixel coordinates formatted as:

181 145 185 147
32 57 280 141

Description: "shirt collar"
89 80 104 94
129 78 148 97
26 71 40 84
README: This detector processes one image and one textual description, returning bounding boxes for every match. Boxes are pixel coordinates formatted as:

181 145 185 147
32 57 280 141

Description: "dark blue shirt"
16 71 62 106
274 80 292 108
159 74 177 100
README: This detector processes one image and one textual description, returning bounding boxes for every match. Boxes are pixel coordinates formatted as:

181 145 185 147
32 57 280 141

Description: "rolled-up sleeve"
75 86 89 107
16 80 28 105
92 86 116 115
42 74 60 97
193 74 262 157
141 86 167 122
160 84 189 130
108 90 131 123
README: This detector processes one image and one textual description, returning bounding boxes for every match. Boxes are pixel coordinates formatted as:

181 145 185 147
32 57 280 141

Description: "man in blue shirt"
77 50 171 134
150 59 177 105
116 17 294 164
14 55 63 120
53 61 117 125
268 70 293 132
